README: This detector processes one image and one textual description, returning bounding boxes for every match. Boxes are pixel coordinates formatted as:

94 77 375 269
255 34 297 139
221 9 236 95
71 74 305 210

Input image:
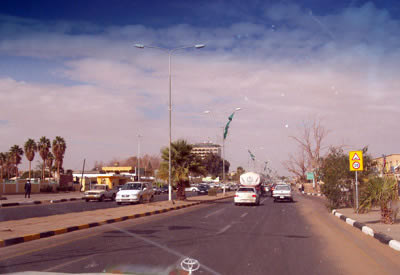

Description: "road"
1 192 400 274
0 192 199 222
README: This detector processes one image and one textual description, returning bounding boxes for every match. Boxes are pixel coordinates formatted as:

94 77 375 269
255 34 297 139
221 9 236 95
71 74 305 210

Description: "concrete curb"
0 195 234 248
332 209 400 252
301 191 323 197
0 197 85 207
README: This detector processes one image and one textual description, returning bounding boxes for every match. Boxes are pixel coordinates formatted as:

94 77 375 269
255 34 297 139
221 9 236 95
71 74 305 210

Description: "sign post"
306 172 315 188
349 151 363 213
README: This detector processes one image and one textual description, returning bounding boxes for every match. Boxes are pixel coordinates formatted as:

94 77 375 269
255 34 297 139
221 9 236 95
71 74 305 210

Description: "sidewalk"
0 192 84 206
0 192 235 247
337 207 400 241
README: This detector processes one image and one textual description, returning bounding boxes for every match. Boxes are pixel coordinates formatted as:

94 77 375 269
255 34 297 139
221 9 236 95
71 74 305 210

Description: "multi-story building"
192 142 221 159
374 154 400 174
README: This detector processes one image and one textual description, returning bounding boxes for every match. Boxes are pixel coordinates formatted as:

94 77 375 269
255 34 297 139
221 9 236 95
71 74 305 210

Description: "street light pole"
168 52 172 201
137 134 141 181
135 43 205 202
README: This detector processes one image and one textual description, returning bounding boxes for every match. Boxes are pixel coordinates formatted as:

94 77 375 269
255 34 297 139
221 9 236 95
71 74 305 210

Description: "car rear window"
238 188 255 192
275 185 290 190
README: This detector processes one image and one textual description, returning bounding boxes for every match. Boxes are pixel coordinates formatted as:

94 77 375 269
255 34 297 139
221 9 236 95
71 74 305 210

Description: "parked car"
84 184 119 202
153 186 161 195
185 186 199 192
272 184 293 202
197 184 209 195
116 182 154 204
160 186 169 193
234 187 260 206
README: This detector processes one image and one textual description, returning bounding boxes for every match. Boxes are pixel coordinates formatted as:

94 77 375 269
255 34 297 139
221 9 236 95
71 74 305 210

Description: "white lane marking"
217 224 232 235
240 212 248 218
261 198 266 204
204 208 224 218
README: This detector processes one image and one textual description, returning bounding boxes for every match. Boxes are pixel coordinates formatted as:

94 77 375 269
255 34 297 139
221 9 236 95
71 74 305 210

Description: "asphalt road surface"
0 192 199 222
2 192 400 274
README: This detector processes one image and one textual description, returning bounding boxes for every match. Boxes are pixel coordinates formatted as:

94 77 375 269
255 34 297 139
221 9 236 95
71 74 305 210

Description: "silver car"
272 184 293 202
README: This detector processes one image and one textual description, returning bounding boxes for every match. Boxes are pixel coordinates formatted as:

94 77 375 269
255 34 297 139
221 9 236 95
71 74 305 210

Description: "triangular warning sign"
352 153 360 161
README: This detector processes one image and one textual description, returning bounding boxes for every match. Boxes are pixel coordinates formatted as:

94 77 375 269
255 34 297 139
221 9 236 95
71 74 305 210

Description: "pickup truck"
84 184 119 202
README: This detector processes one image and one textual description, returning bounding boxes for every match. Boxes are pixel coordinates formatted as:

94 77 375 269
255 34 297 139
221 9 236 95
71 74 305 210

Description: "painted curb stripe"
346 218 355 226
0 195 235 248
23 234 40 242
331 209 400 253
339 215 347 221
389 240 400 251
78 224 90 229
66 226 79 232
1 203 20 207
362 226 374 237
353 221 365 230
374 232 392 244
4 237 24 246
54 228 67 235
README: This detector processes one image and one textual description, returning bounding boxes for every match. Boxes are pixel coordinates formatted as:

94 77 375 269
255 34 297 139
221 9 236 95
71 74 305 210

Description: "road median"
0 192 234 248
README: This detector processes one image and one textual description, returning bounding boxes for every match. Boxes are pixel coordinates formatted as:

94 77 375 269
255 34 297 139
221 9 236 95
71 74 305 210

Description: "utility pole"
137 134 141 181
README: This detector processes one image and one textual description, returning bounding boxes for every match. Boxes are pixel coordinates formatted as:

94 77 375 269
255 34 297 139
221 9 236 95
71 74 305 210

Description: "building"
374 154 400 174
191 142 221 159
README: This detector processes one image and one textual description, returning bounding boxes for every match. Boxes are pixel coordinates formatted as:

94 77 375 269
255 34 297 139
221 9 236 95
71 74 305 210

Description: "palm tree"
0 152 7 181
52 136 67 180
46 152 54 178
360 175 398 224
24 139 37 180
38 136 51 180
158 139 205 200
9 145 24 179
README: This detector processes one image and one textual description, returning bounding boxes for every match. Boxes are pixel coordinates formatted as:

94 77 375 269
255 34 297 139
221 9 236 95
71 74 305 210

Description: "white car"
185 186 199 192
272 184 293 202
234 187 260 206
116 182 154 205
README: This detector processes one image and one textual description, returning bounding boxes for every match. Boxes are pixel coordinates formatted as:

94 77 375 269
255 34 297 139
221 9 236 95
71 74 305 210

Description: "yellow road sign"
349 151 363 171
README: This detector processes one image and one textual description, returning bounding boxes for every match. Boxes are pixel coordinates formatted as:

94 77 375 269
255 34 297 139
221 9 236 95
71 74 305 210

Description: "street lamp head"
134 44 145 49
203 110 210 114
195 44 206 49
235 107 242 111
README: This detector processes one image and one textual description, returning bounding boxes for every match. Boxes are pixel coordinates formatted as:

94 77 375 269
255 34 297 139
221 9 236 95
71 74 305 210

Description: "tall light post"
137 134 142 181
135 43 205 201
205 107 241 196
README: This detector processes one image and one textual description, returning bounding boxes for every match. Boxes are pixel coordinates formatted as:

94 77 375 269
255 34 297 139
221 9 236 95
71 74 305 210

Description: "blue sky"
0 0 399 174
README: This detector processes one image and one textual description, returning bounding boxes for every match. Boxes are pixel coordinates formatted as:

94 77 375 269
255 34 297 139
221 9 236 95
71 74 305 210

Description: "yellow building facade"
374 154 400 173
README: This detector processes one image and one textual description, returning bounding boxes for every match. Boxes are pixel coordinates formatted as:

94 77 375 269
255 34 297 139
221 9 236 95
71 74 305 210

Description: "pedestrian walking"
25 180 32 198
301 183 305 193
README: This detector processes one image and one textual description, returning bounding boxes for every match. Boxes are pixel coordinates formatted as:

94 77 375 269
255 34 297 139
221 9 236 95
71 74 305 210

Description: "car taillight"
252 194 256 197
235 195 239 197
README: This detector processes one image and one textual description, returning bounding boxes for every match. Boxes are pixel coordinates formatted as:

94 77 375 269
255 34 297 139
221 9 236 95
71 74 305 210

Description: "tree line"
0 136 67 181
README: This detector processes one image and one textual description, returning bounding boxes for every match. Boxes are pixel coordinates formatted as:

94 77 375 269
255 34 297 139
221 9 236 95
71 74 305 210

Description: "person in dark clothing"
25 180 32 198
